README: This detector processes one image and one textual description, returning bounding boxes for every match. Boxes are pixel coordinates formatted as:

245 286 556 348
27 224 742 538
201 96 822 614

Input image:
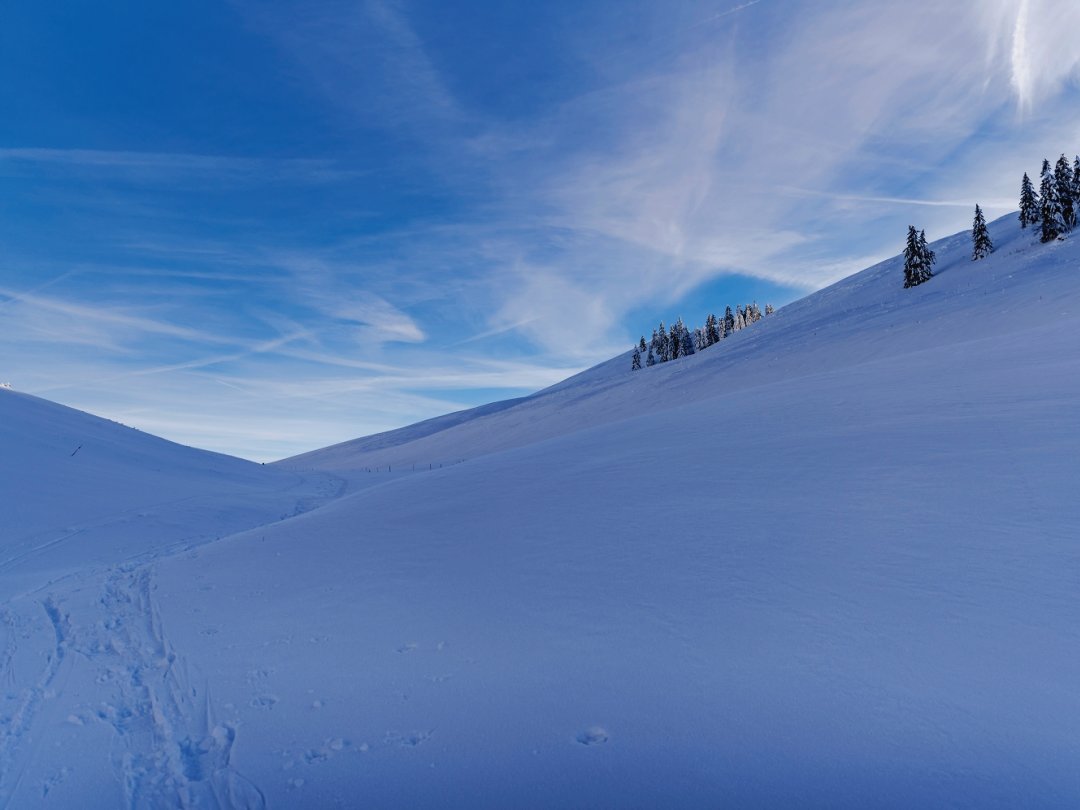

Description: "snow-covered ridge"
280 212 1069 480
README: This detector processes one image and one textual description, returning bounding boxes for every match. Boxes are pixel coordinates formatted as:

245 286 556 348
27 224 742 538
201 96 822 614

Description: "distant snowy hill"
283 213 1076 483
0 390 340 591
3 214 1080 808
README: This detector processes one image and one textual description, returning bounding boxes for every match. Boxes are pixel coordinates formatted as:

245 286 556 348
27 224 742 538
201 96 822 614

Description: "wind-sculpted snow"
2 214 1080 807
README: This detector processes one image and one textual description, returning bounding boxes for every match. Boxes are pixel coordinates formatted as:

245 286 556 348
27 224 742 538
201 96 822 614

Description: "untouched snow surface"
2 214 1080 807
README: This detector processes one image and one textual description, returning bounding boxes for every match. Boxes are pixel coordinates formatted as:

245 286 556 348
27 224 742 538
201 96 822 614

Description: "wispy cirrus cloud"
989 0 1080 112
0 147 359 185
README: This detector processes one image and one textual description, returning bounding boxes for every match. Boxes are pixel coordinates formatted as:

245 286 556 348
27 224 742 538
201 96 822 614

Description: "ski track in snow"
0 601 69 806
0 468 347 808
86 564 264 809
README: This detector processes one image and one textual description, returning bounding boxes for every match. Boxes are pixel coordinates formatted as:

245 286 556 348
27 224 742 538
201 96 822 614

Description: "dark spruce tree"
903 226 922 287
971 204 993 260
1040 159 1065 243
1019 172 1040 228
631 346 642 371
670 320 682 360
645 347 656 367
1055 154 1076 229
723 306 734 336
919 229 936 277
638 335 647 354
657 322 670 362
1073 156 1080 205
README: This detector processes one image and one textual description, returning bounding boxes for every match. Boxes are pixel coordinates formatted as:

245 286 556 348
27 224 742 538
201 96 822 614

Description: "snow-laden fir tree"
645 347 656 367
1040 159 1066 243
670 320 682 359
679 321 695 356
1073 156 1080 205
638 336 647 354
657 322 670 362
903 225 934 288
1019 172 1040 229
764 303 774 315
733 308 745 331
694 327 708 351
631 346 642 371
723 306 734 336
705 313 720 346
971 204 993 261
1055 154 1076 230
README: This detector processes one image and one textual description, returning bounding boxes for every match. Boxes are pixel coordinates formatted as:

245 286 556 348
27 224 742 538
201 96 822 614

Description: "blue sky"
2 0 1079 460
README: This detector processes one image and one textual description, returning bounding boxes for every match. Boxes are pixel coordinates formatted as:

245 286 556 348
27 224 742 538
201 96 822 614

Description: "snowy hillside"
283 213 1076 485
3 214 1080 808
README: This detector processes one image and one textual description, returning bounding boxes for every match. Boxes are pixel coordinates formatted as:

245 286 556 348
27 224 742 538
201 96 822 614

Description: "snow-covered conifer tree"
705 313 720 346
1055 154 1076 230
971 204 993 261
631 346 642 371
1019 172 1040 229
646 347 656 367
670 320 682 359
638 336 647 354
764 303 774 316
1040 159 1066 243
694 327 707 351
657 322 670 362
733 308 745 331
680 322 695 356
723 306 734 336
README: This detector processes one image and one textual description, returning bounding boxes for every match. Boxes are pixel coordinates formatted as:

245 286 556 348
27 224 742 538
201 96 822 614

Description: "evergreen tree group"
910 147 1080 288
902 226 935 288
633 302 770 371
1019 153 1079 243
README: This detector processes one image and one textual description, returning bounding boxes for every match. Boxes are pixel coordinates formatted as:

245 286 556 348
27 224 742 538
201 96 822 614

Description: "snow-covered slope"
283 214 1075 483
0 390 340 591
3 214 1080 808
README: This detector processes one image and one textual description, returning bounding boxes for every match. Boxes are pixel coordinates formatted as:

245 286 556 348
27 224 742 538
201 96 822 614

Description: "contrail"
697 0 765 26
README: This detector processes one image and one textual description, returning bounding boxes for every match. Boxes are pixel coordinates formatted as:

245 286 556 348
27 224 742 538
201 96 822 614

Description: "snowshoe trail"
79 565 265 809
0 601 72 808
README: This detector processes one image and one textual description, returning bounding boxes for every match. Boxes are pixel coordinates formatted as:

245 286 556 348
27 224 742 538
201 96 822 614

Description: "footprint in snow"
576 726 609 746
250 694 279 709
